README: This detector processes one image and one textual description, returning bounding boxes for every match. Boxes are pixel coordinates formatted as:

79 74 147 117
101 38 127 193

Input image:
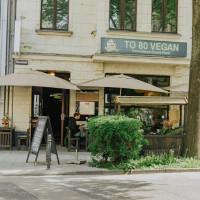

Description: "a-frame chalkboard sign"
26 116 60 165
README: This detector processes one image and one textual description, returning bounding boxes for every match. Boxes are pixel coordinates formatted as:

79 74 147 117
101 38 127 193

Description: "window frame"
109 0 137 31
151 0 178 34
40 0 69 31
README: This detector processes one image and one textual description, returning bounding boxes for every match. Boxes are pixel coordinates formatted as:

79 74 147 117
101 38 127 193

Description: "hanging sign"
101 37 187 57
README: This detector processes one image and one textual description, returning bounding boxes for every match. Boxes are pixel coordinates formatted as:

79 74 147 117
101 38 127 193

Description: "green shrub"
157 126 184 135
121 150 176 172
124 107 137 119
88 115 148 165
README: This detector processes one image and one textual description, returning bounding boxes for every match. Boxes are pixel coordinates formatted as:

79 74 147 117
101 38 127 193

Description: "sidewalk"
0 148 119 176
1 148 200 176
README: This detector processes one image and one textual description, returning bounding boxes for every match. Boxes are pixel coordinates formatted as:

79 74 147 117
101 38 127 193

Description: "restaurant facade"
6 0 192 146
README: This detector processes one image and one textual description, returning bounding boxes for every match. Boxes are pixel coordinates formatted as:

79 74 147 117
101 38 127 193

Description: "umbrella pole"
120 88 122 96
117 103 121 115
114 103 117 114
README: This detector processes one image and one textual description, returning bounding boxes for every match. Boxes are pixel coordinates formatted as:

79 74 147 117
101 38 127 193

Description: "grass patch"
89 150 200 172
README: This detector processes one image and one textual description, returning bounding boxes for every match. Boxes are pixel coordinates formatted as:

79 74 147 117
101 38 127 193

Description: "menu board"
79 101 95 115
29 116 57 155
30 117 46 155
26 116 59 164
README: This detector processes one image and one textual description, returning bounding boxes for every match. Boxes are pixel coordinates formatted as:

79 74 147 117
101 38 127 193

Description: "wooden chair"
67 129 80 152
17 135 28 150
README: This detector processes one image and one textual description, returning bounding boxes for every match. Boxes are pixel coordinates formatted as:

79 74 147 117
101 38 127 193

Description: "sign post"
26 116 60 165
46 133 52 169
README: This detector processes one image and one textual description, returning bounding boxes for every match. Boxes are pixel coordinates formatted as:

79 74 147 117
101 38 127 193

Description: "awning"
114 96 188 106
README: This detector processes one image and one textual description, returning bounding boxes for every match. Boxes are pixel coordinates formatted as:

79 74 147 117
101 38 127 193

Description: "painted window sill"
106 30 182 40
36 29 73 37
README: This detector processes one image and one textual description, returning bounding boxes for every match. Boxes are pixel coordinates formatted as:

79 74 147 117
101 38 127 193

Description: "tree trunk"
186 1 200 157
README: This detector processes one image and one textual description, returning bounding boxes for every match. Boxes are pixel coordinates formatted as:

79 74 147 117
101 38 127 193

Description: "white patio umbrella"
0 68 79 90
163 83 188 92
0 69 79 131
79 74 168 95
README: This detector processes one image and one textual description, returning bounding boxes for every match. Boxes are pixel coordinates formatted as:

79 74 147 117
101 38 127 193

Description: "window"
109 0 137 31
104 74 170 115
152 0 177 33
41 0 69 30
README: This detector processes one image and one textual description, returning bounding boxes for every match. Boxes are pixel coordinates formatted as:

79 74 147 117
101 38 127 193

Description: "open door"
31 87 43 136
61 89 69 146
31 85 70 146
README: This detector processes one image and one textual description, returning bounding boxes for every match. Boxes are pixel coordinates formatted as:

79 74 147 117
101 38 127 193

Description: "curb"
131 168 200 174
1 168 200 176
0 170 124 176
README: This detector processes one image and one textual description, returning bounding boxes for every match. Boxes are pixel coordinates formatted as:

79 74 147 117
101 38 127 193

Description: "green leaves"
88 115 147 165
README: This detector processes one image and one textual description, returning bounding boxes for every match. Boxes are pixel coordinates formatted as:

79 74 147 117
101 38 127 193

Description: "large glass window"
152 0 177 33
109 0 136 31
41 0 68 30
104 74 170 115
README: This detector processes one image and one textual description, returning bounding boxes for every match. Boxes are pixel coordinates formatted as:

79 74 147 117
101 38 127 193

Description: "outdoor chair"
67 129 80 152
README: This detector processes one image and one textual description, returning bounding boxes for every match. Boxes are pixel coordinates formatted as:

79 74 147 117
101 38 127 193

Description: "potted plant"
2 113 10 127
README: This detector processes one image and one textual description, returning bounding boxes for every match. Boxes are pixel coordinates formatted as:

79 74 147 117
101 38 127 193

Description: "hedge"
88 115 148 165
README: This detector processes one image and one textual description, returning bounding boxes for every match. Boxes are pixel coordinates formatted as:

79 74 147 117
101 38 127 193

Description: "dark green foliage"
110 0 136 30
88 115 148 165
158 126 184 136
124 107 137 119
123 150 176 171
41 0 68 29
152 0 177 33
168 127 184 135
89 150 200 172
110 0 120 29
142 124 151 135
42 0 54 27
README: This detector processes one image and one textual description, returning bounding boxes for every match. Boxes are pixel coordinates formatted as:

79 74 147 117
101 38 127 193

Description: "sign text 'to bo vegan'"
101 37 187 57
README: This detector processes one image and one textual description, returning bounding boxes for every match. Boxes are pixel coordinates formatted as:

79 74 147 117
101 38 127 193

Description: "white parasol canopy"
79 74 168 94
163 83 188 92
0 69 79 90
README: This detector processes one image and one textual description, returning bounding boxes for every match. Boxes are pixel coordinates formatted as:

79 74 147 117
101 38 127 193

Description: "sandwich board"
26 116 60 165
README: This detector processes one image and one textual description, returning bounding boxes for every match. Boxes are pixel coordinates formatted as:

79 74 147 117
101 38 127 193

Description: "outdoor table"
80 125 89 151
84 127 89 151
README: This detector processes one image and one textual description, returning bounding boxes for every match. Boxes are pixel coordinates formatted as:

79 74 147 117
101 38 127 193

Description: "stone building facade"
10 0 192 145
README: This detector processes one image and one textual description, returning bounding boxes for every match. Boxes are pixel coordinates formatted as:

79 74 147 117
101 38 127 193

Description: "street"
0 172 200 200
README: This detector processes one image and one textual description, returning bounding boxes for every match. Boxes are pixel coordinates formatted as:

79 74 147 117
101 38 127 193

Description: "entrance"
31 73 70 146
43 88 62 143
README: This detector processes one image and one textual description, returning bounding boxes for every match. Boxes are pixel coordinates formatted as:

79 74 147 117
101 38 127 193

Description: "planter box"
143 135 185 155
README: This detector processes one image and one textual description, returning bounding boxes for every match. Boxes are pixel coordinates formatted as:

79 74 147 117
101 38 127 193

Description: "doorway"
31 73 70 146
43 88 62 143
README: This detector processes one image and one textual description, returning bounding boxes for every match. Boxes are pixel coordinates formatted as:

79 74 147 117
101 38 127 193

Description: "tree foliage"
110 0 136 30
41 0 68 29
152 0 177 33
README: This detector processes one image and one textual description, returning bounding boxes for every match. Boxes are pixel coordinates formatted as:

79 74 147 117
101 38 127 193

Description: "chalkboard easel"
26 116 60 165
